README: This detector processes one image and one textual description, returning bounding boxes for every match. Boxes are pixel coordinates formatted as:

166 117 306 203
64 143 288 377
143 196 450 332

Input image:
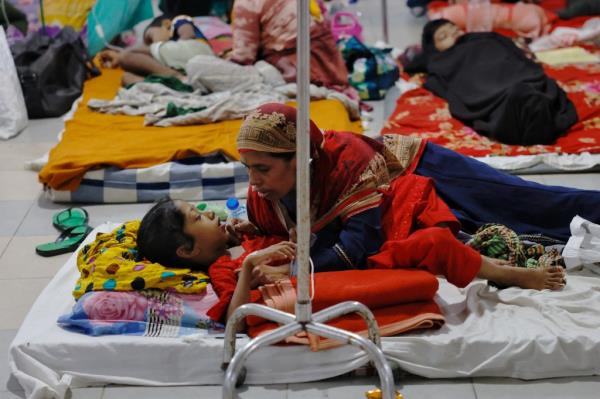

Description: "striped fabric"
48 155 249 203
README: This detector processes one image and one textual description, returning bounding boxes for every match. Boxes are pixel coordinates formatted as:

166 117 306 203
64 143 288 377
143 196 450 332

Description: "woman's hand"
230 218 260 235
243 241 295 287
246 241 296 267
225 224 242 246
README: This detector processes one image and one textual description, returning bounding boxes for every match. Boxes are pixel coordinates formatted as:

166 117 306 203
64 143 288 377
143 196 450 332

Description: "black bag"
10 27 100 118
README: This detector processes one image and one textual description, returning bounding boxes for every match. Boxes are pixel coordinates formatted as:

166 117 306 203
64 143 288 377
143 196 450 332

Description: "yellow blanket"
39 68 362 191
75 221 209 300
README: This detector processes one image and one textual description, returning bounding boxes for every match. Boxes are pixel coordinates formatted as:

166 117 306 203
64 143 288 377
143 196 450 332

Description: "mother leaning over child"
230 103 570 290
139 103 600 321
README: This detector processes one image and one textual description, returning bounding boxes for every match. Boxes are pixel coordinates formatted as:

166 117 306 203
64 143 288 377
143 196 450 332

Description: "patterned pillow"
74 221 209 299
59 287 224 337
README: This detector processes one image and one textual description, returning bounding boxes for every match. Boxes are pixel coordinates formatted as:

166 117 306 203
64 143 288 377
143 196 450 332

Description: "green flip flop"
52 208 89 231
36 225 93 257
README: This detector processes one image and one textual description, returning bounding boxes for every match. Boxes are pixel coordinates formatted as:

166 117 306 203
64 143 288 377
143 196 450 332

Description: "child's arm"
226 241 296 322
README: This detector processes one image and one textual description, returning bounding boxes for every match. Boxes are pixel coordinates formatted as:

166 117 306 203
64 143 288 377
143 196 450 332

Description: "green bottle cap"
196 202 207 211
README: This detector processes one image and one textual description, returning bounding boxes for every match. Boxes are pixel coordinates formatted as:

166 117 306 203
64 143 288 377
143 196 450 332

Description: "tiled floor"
2 1 600 398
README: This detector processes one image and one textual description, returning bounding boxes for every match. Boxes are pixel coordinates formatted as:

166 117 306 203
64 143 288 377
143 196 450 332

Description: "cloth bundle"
529 17 600 52
563 215 600 274
246 269 445 351
59 287 224 337
467 223 565 269
88 56 359 126
337 36 400 100
0 27 27 139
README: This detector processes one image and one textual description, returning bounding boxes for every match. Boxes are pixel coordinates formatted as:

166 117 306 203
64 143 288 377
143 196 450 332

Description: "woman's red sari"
239 104 421 236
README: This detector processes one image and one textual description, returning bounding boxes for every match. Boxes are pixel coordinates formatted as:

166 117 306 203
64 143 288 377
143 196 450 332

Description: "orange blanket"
246 269 445 351
39 68 362 191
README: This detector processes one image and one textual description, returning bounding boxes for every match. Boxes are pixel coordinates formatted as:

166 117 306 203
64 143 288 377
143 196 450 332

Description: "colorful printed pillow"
59 286 224 337
74 221 209 299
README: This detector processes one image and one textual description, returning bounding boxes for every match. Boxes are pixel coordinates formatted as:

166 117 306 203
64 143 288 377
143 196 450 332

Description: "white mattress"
9 224 600 399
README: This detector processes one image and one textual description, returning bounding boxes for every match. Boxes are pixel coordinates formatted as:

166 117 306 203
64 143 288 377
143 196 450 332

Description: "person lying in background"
428 1 550 38
99 15 214 86
228 0 350 89
410 19 578 146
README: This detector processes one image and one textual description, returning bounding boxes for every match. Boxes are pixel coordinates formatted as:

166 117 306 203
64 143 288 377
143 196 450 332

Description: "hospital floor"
2 1 600 398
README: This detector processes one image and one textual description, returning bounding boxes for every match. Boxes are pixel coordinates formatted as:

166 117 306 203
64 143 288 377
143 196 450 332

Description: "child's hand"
230 218 260 235
251 264 290 287
99 49 120 68
246 241 296 267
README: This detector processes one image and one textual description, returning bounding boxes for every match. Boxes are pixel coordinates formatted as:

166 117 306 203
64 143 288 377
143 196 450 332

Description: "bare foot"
478 256 565 291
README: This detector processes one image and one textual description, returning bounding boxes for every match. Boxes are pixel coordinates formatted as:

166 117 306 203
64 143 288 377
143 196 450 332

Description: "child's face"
143 20 172 45
434 23 464 52
175 200 230 267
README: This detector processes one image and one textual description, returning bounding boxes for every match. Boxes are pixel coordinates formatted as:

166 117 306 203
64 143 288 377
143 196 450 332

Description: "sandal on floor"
52 208 89 232
36 225 93 257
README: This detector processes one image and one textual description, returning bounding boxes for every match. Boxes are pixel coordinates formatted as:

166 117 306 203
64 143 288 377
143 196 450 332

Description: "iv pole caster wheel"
235 367 247 387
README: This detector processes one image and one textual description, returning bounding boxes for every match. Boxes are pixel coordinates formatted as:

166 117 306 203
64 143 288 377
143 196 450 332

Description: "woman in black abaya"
419 19 578 146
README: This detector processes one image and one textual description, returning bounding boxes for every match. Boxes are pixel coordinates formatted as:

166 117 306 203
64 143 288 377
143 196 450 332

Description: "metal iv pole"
381 0 389 43
221 1 396 397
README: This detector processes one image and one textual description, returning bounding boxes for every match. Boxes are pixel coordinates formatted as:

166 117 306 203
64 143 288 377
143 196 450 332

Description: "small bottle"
225 197 247 220
467 0 492 33
196 202 228 221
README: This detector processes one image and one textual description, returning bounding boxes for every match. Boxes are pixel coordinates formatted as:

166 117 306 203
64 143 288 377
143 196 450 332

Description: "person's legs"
121 71 145 86
118 52 184 80
369 227 482 288
478 255 565 290
369 227 565 290
415 142 600 242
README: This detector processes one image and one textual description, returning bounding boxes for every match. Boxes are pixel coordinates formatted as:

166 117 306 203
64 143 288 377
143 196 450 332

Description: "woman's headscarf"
405 18 453 74
421 18 453 58
237 103 400 236
237 103 323 156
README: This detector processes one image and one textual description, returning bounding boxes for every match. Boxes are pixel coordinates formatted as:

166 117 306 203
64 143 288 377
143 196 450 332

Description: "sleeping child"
99 14 214 86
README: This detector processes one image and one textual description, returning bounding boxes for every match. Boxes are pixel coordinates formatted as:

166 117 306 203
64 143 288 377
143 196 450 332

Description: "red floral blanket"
382 63 600 157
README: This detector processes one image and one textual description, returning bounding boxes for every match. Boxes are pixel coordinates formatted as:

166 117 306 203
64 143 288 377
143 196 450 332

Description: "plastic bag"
0 26 27 140
338 36 399 100
11 27 100 118
563 215 600 274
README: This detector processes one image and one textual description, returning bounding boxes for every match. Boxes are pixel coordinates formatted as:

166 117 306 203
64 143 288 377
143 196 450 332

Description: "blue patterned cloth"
58 289 224 337
48 155 249 203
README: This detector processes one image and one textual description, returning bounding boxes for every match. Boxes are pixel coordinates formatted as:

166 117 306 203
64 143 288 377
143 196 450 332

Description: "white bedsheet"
9 224 600 399
474 152 600 172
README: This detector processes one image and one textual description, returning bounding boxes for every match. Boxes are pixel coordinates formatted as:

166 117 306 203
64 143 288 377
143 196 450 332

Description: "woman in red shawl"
229 0 348 88
233 103 565 291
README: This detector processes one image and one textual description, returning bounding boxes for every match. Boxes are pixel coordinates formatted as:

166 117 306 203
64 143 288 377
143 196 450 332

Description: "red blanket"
383 62 600 157
245 269 445 351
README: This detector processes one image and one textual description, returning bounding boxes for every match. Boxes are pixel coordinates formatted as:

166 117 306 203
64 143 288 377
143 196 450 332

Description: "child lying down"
136 197 566 324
